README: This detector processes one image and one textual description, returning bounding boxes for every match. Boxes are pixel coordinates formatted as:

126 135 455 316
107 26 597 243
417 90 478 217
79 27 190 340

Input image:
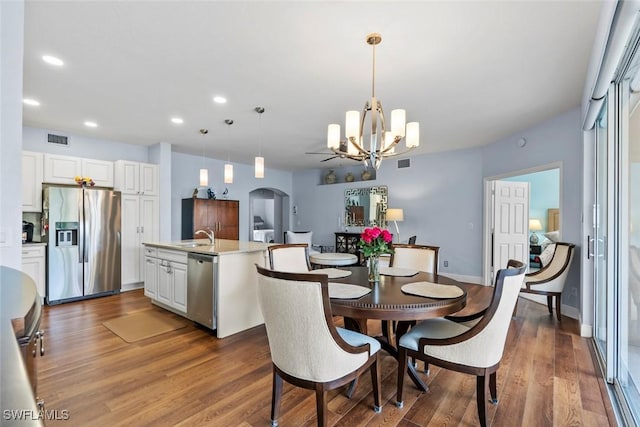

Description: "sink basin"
175 242 210 248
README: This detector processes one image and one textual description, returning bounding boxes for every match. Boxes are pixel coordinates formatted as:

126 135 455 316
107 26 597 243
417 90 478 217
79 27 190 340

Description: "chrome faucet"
195 228 215 244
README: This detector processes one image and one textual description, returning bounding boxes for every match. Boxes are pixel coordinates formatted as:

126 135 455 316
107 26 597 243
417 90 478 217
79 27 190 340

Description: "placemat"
401 281 464 299
379 266 419 277
312 268 353 279
329 283 371 299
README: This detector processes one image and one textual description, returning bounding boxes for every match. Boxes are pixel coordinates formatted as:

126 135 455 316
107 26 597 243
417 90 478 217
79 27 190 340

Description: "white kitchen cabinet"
22 151 44 212
114 160 159 196
143 255 158 298
43 153 114 187
21 244 46 302
147 248 187 313
121 195 159 286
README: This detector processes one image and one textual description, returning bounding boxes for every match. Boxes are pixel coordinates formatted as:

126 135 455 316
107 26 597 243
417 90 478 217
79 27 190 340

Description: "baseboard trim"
444 273 484 285
122 282 143 292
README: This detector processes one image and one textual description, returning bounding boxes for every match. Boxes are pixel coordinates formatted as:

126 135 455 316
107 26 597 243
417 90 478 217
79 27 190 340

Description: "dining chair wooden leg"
555 294 562 321
370 354 382 413
315 385 328 427
546 295 553 315
476 374 490 427
489 371 498 404
271 367 283 427
396 348 408 408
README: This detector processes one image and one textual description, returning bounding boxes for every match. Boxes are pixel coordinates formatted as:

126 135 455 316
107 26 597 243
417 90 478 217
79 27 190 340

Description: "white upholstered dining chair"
390 244 440 273
267 243 311 273
520 242 575 321
284 230 320 256
255 265 382 427
396 259 526 427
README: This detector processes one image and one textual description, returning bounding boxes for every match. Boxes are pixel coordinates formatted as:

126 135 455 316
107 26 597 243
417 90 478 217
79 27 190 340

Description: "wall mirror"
344 186 388 227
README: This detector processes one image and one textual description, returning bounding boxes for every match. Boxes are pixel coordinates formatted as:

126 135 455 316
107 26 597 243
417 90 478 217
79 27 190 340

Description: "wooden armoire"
181 198 239 240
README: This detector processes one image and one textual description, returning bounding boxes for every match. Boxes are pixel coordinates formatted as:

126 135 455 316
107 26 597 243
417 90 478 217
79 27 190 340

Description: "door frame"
482 161 563 285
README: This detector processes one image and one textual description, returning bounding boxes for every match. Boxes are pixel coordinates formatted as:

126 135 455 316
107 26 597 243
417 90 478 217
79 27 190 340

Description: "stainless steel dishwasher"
187 253 217 330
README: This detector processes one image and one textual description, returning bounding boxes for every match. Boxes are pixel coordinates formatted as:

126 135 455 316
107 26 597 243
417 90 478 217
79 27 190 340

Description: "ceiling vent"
47 133 68 146
397 158 411 169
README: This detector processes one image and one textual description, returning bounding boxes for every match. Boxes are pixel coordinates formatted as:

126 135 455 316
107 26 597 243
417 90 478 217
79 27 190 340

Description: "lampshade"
529 219 543 231
199 168 208 186
255 156 264 179
386 208 404 222
224 163 233 184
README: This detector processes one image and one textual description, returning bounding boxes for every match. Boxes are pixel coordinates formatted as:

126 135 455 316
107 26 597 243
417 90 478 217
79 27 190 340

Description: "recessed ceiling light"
84 121 98 128
23 98 40 106
171 117 184 124
213 96 227 104
42 55 64 66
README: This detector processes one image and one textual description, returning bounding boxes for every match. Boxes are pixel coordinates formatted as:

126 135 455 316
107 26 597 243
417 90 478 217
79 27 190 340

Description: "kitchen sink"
175 242 210 248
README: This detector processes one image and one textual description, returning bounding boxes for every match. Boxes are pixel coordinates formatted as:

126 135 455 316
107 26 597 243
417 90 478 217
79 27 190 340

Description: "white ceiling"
22 1 602 172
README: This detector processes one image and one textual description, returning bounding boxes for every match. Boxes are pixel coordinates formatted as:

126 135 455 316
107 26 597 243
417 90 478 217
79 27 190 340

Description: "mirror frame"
344 186 388 227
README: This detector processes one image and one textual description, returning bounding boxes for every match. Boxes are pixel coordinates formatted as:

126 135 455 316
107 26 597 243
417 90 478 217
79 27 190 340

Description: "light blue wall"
292 148 484 277
0 0 25 268
292 108 583 311
170 152 292 241
23 126 150 162
482 108 582 308
504 168 560 232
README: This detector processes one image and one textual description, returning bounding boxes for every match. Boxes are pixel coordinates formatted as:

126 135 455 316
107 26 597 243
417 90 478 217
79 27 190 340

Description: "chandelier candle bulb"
391 109 406 137
384 131 395 153
327 124 341 150
345 111 360 140
406 122 420 148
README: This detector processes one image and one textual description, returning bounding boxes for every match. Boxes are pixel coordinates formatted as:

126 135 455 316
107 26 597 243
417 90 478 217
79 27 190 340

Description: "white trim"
122 282 143 292
580 323 594 338
445 273 484 285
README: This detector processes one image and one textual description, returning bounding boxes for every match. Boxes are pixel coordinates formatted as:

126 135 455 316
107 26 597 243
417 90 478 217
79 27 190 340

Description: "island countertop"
142 239 270 256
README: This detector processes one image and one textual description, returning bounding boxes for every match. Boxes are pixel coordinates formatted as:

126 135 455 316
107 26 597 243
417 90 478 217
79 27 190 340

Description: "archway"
249 188 290 243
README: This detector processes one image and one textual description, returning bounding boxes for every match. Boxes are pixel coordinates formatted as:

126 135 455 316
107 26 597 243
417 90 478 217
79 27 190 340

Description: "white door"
491 180 529 283
121 195 141 285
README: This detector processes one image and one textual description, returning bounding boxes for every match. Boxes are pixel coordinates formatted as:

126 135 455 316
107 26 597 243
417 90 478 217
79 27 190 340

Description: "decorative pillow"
544 230 560 242
539 243 556 267
540 238 553 250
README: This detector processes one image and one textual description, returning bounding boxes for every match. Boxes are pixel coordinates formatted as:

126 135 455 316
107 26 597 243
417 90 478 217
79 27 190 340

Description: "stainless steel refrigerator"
44 186 121 304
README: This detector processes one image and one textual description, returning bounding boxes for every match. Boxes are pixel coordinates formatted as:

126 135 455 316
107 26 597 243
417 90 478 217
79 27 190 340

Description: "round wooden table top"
328 266 468 321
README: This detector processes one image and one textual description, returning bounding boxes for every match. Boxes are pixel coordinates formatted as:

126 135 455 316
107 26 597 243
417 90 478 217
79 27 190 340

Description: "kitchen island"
142 239 269 338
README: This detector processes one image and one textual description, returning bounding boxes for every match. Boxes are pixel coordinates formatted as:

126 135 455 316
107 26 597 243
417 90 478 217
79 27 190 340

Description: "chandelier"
327 33 419 170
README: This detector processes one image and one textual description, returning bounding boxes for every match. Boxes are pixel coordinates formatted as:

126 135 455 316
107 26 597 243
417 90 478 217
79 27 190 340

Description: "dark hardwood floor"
38 289 616 426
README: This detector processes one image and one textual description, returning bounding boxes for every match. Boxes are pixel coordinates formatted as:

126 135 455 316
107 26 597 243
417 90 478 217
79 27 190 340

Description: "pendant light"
224 119 234 184
199 128 209 186
254 106 265 179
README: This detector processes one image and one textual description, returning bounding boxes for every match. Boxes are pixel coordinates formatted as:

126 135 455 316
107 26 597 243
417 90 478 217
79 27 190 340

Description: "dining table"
326 265 493 392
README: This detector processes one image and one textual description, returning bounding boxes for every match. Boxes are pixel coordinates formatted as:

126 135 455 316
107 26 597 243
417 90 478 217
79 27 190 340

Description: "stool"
309 252 358 268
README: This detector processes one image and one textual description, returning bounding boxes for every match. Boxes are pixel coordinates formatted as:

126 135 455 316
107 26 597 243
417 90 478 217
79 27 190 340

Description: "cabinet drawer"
157 249 188 264
144 246 158 258
22 245 45 258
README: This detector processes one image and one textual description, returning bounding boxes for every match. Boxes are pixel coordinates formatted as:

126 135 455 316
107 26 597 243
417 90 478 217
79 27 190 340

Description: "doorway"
483 163 562 286
249 188 290 243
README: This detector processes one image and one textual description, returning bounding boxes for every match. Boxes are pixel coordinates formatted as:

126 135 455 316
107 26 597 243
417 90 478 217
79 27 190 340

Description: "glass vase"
368 255 380 282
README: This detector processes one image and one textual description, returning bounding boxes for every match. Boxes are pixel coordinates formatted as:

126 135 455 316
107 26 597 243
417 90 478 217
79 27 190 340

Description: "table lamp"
386 208 404 243
529 219 543 244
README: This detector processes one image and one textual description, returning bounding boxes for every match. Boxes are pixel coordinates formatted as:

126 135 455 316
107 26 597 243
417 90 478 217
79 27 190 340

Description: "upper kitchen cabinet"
114 160 159 196
43 153 114 187
22 151 43 212
181 198 239 240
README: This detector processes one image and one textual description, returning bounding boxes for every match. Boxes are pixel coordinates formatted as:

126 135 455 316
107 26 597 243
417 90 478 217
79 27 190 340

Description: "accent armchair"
520 242 575 321
396 259 526 427
284 230 320 256
255 265 382 427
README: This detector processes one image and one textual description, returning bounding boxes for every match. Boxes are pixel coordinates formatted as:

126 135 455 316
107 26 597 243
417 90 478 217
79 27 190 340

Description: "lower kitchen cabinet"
145 248 187 313
21 244 46 302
